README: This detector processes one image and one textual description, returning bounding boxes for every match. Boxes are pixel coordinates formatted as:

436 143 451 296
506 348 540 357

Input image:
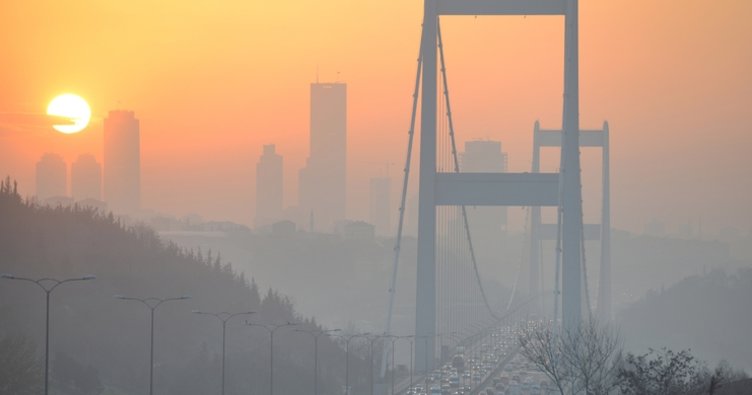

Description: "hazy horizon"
1 0 750 237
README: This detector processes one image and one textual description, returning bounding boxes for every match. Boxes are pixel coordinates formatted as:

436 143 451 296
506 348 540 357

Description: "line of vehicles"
405 322 557 395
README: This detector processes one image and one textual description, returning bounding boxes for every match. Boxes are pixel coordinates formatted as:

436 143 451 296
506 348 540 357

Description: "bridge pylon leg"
561 0 584 329
415 0 438 374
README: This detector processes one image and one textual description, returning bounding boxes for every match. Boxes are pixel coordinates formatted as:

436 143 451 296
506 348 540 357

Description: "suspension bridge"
380 0 612 386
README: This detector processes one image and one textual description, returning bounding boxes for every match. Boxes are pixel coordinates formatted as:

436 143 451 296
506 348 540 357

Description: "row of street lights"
2 273 345 395
2 272 469 395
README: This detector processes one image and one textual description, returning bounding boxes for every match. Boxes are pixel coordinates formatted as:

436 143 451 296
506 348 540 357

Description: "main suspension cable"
381 22 425 376
437 20 501 320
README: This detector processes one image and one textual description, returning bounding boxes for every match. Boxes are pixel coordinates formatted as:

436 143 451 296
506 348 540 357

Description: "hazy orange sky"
1 0 750 235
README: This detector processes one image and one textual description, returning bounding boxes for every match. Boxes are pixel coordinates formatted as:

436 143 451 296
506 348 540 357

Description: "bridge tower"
414 0 585 372
529 121 611 320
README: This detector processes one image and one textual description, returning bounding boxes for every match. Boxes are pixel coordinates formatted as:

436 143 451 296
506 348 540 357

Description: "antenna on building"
336 71 341 82
316 65 319 83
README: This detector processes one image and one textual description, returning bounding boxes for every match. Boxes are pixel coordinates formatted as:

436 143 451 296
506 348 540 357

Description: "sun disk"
47 93 91 134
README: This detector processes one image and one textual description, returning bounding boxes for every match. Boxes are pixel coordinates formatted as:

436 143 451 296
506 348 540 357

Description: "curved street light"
114 295 190 395
415 334 431 377
1 273 95 395
246 321 297 395
367 334 390 395
386 335 412 395
295 328 341 395
193 310 255 395
335 332 370 395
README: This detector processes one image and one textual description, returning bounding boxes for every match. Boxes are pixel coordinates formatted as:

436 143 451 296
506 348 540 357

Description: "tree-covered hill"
619 266 752 374
0 178 369 395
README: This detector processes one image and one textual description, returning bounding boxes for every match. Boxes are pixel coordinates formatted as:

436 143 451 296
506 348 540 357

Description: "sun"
47 93 91 134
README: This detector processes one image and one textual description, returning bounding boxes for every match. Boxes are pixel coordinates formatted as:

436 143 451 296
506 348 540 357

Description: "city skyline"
0 1 750 236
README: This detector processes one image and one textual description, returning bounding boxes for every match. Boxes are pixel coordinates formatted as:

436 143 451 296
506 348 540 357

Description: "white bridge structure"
382 0 612 375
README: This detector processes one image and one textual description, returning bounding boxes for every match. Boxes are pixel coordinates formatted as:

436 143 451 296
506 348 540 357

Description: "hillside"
0 179 368 395
619 266 752 373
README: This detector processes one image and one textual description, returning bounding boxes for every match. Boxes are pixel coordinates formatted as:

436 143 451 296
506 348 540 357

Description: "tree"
692 359 749 395
560 319 623 395
618 347 702 395
518 318 623 395
0 334 42 395
517 322 570 395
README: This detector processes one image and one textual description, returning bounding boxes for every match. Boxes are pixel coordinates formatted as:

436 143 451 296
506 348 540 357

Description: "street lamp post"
246 322 297 395
387 335 408 395
416 335 430 376
368 334 387 395
193 311 255 395
1 273 95 395
390 336 396 395
295 328 341 395
114 294 190 395
407 337 414 392
337 332 369 395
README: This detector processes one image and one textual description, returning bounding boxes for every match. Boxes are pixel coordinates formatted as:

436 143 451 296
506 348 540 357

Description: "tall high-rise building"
461 140 508 174
35 153 66 200
255 144 284 228
369 177 391 236
103 110 140 214
71 154 102 201
299 82 347 232
453 140 513 288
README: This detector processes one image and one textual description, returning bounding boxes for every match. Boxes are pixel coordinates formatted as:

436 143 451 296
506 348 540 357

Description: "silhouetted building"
461 140 508 173
71 154 102 201
35 153 67 200
336 220 375 241
369 177 391 236
271 220 296 237
255 144 284 228
103 110 140 214
299 82 347 232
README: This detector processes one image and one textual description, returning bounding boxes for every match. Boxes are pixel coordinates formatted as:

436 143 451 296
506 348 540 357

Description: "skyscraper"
71 154 102 201
103 110 140 214
255 144 284 228
299 82 347 231
369 177 391 236
35 153 66 200
461 140 508 174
